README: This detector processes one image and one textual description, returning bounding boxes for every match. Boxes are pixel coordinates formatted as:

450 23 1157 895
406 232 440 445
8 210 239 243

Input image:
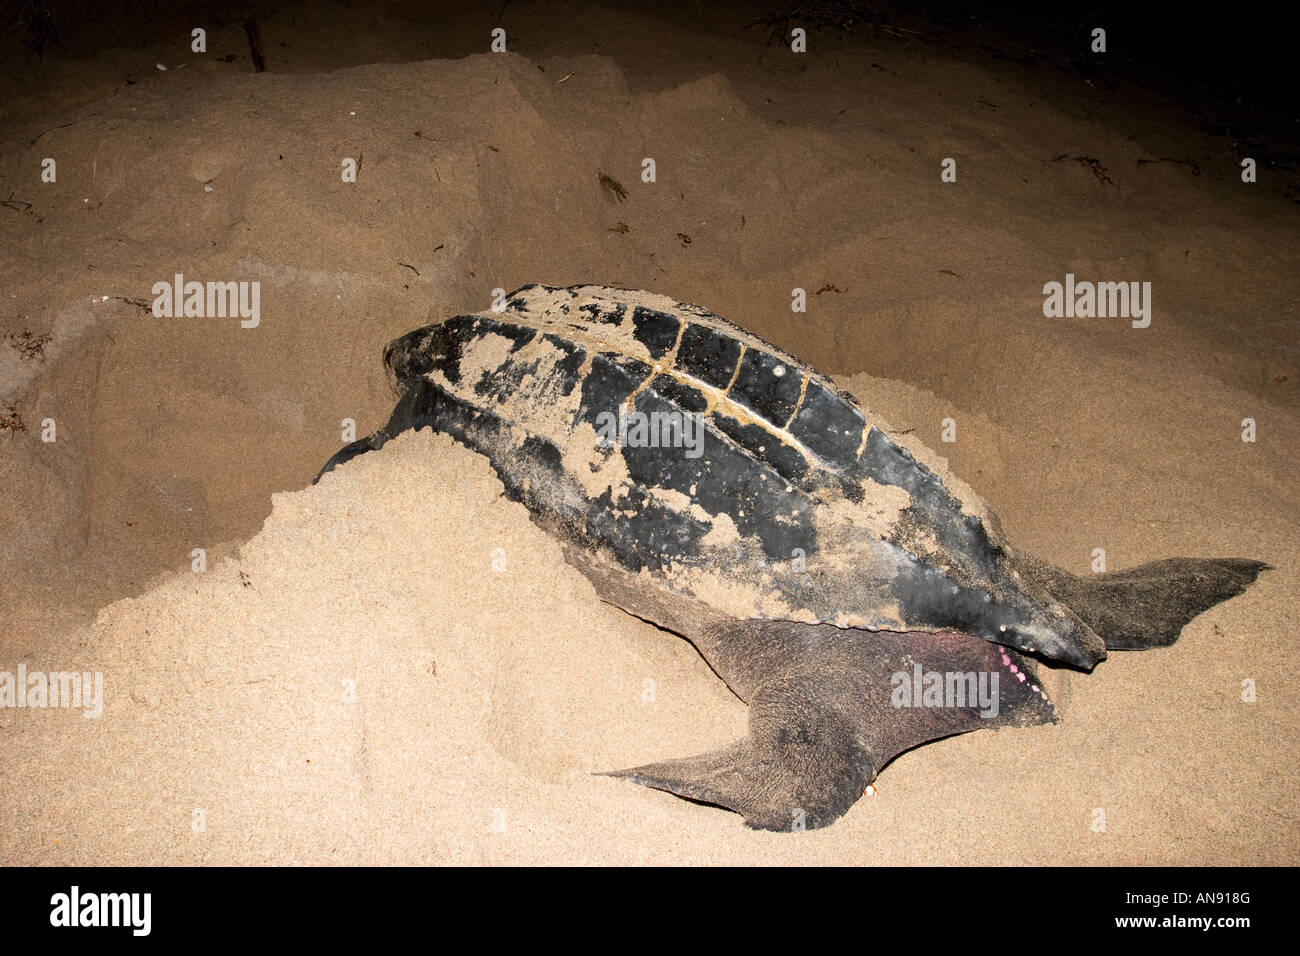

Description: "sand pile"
2 430 748 864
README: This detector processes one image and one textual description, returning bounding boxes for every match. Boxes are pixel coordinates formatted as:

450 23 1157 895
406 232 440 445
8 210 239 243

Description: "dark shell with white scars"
368 283 1107 668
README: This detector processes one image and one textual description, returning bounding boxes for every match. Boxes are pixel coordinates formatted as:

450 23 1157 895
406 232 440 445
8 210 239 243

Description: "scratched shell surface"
383 284 1045 643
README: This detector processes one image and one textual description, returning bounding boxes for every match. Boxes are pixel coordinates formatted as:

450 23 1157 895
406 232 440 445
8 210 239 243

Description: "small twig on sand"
91 137 110 184
108 295 152 312
216 26 240 50
29 122 74 147
244 13 266 72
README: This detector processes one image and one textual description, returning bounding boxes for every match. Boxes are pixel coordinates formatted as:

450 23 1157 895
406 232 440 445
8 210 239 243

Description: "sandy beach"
1 0 1295 864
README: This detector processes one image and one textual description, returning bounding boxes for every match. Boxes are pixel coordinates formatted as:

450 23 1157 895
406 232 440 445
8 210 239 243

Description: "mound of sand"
3 430 746 864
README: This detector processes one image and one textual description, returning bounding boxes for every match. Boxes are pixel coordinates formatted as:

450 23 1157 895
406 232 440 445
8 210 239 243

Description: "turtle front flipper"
603 623 1057 831
314 431 390 481
314 378 437 483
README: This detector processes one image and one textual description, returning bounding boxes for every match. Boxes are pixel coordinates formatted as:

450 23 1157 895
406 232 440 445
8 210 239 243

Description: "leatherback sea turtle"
318 283 1266 831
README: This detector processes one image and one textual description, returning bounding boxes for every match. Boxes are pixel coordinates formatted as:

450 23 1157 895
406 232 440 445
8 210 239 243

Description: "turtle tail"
1017 555 1269 650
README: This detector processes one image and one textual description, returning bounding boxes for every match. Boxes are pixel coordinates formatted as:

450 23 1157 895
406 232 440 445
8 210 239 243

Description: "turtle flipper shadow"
603 673 875 832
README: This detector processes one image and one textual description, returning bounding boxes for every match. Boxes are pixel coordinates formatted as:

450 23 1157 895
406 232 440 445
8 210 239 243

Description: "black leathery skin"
387 315 539 391
541 335 587 394
648 374 708 413
505 282 571 312
730 348 804 424
584 484 714 574
621 386 817 562
331 286 1116 669
474 331 585 402
384 326 440 384
788 379 867 470
404 377 718 576
630 307 681 360
469 315 540 353
708 412 811 484
861 428 1004 580
378 309 1019 627
888 558 1019 642
575 352 653 424
675 323 743 391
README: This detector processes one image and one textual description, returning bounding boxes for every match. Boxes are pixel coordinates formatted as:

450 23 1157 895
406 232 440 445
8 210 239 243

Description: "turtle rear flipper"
1019 556 1269 650
604 624 1056 831
604 671 875 831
